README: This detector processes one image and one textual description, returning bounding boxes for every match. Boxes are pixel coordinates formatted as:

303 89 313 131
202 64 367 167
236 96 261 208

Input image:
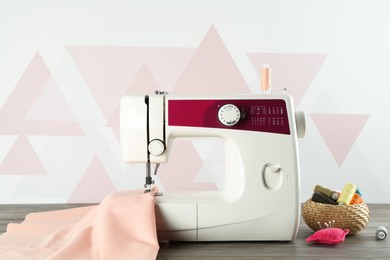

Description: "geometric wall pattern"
0 1 384 203
310 114 370 167
0 53 84 177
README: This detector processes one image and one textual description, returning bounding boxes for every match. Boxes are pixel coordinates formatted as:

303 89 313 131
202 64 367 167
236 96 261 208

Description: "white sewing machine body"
120 93 305 241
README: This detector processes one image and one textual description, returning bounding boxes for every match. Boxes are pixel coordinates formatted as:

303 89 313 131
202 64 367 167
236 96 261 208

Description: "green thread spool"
314 185 339 201
337 183 356 205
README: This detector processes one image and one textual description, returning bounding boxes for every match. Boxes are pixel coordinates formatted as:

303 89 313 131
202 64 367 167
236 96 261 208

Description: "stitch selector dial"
218 104 241 126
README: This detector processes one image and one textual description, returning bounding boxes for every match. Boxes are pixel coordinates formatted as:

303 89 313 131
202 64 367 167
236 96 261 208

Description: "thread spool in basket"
337 183 356 205
314 184 339 201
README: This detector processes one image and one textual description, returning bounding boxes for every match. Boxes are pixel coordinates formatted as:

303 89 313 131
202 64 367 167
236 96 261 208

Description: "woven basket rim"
304 198 367 207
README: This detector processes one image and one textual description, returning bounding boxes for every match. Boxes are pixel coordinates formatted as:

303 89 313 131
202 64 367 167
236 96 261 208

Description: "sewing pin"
318 221 323 230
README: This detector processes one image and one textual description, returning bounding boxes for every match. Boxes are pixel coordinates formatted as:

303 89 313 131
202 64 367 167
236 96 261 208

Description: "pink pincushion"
306 228 349 245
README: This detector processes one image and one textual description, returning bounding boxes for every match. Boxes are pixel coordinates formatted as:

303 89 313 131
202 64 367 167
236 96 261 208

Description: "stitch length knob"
218 104 241 126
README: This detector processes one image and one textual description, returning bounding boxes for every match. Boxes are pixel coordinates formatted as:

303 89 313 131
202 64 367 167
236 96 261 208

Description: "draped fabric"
0 189 159 260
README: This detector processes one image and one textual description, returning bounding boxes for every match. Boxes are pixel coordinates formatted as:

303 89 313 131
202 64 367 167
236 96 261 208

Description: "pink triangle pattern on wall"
67 45 196 123
0 52 84 136
68 156 117 203
310 113 370 167
173 25 250 94
0 136 47 175
247 53 327 107
0 52 84 176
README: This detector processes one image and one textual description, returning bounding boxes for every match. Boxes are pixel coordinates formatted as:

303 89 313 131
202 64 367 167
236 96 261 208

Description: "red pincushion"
306 228 349 245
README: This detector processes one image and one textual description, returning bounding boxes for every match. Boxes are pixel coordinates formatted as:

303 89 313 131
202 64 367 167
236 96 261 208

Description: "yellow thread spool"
337 183 356 205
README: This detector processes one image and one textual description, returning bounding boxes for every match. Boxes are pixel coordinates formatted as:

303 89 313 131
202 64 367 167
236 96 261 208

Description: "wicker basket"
302 199 370 235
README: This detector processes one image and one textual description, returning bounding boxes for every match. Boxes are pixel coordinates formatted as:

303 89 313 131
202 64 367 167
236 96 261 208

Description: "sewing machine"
120 92 305 241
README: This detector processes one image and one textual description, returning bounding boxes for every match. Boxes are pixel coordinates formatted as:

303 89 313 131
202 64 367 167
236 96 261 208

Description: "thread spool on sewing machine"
120 65 306 241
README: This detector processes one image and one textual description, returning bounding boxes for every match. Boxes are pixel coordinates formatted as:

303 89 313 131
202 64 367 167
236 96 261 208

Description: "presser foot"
144 176 154 193
144 189 163 196
143 185 163 196
144 184 153 193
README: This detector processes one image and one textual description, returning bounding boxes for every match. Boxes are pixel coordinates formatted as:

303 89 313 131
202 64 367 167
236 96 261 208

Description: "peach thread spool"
337 183 356 205
261 64 271 94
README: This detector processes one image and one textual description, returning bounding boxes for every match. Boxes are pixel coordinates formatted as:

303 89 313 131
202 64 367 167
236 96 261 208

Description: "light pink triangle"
133 47 195 91
247 53 327 107
158 140 217 191
173 25 250 94
0 52 50 134
0 136 47 175
0 52 84 136
128 63 161 94
106 106 120 128
24 77 77 122
67 156 117 203
67 45 142 121
67 46 195 122
310 113 370 166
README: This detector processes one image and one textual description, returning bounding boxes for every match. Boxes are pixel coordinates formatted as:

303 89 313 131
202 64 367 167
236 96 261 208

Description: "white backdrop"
1 0 389 203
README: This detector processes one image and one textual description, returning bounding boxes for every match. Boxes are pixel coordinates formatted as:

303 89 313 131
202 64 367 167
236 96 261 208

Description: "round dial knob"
148 139 165 156
218 104 241 126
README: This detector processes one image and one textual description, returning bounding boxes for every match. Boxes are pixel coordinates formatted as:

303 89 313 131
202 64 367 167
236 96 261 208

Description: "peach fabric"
0 189 159 260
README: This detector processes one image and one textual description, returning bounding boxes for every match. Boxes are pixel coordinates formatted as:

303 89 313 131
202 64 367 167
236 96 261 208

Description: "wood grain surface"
1 204 389 259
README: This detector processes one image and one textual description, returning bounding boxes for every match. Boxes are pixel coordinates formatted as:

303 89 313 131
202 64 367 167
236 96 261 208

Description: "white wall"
1 0 389 203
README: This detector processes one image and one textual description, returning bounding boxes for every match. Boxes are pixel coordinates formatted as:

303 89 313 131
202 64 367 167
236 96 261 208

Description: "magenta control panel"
168 99 291 135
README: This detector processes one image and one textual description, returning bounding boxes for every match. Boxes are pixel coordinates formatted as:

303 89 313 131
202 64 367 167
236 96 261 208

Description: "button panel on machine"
249 104 285 127
168 99 290 135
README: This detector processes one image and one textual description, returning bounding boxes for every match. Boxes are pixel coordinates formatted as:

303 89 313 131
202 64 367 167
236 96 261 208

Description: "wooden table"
1 204 389 259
